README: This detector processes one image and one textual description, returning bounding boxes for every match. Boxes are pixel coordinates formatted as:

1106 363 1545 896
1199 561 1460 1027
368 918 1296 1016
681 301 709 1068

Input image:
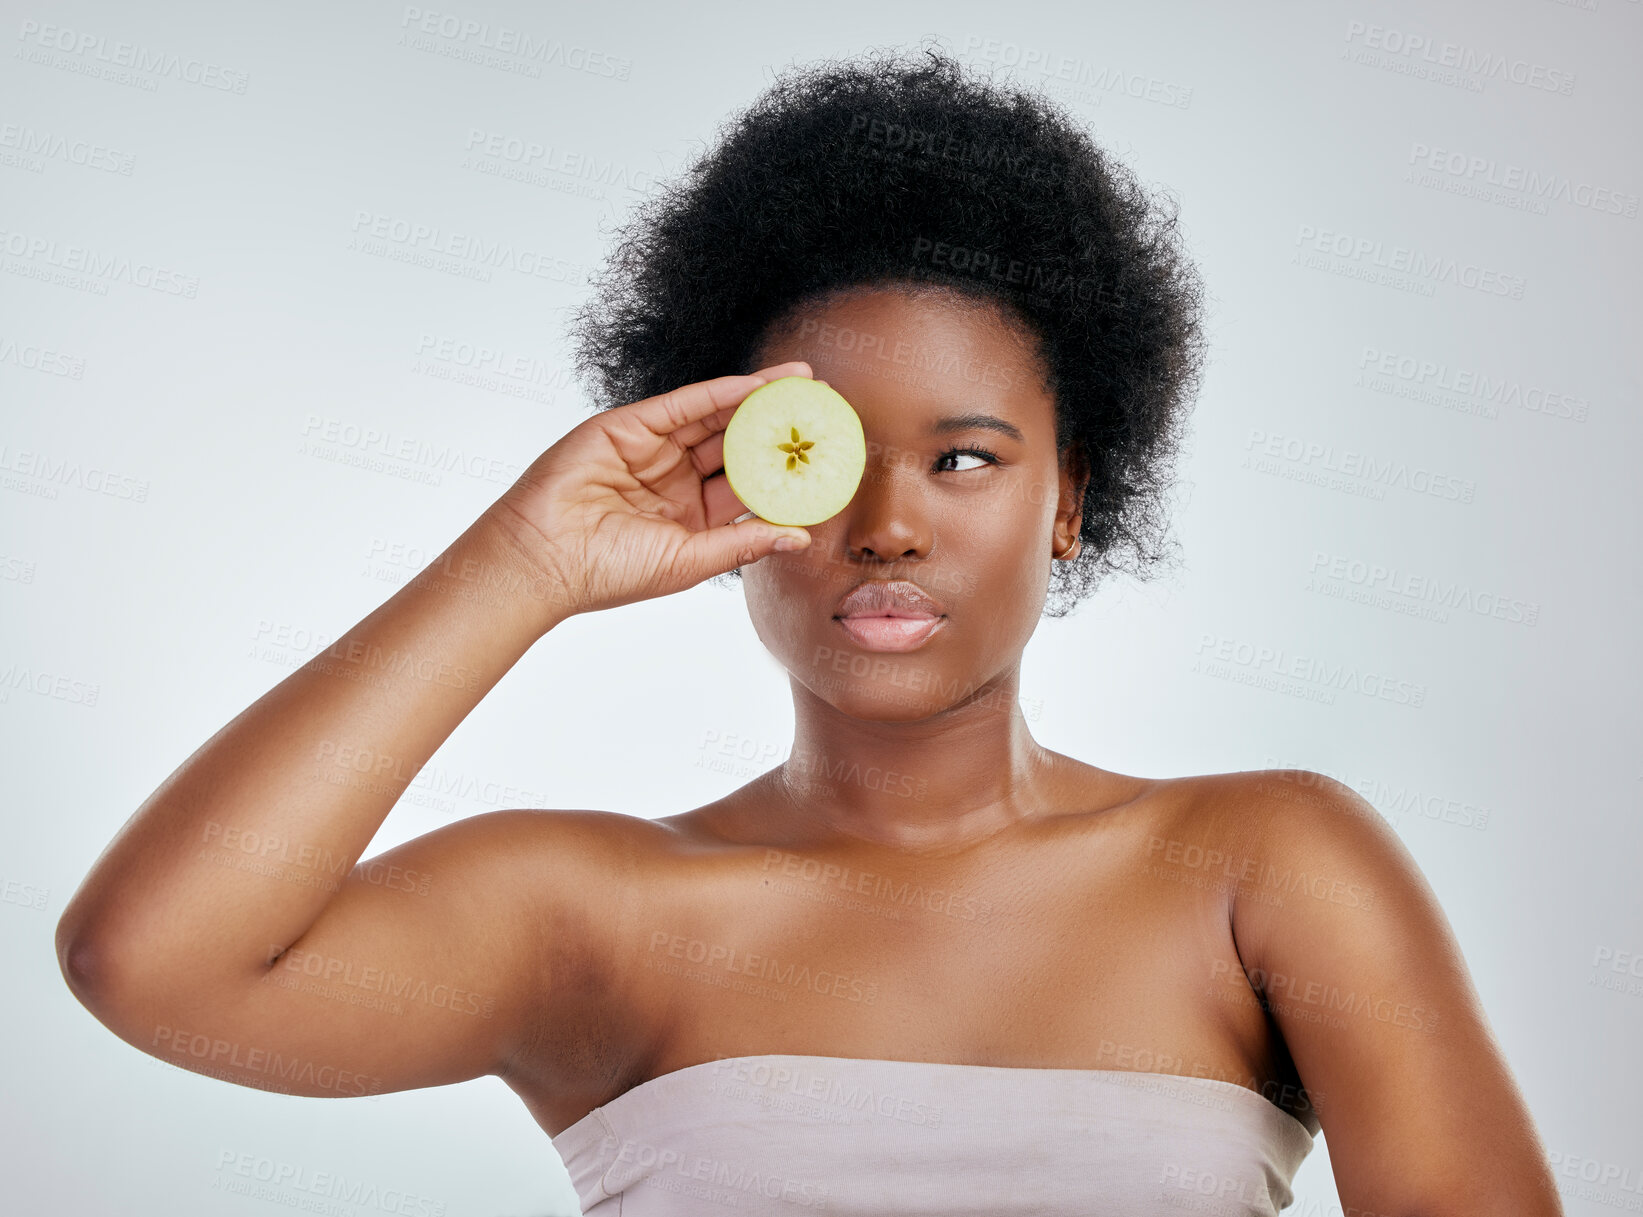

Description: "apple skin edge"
722 377 867 527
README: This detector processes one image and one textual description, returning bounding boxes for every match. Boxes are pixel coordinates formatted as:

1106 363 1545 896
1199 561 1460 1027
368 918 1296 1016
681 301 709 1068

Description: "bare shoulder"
1124 767 1412 936
439 804 691 927
1195 766 1439 970
1203 767 1413 893
1167 771 1562 1211
357 805 678 986
1147 767 1396 854
472 804 684 857
373 806 680 907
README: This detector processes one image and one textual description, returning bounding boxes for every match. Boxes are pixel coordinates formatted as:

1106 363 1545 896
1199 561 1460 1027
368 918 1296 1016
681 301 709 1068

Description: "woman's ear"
1056 442 1091 550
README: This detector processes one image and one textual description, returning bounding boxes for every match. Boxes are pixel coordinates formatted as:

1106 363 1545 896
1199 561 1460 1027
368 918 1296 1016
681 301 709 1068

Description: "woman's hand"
483 363 816 620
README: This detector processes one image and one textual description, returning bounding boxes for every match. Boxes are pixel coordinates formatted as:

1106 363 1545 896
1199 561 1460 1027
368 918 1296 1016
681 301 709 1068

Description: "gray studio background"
4 1 1639 1214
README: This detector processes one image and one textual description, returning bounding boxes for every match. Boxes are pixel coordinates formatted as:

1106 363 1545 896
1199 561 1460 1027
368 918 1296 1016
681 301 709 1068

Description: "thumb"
679 518 812 580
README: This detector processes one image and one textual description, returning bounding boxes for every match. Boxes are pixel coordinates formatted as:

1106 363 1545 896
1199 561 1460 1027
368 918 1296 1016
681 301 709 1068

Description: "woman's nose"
841 452 932 562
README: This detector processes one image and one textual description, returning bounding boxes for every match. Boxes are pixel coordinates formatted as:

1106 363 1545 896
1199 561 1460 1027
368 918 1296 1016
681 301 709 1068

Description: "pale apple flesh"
722 377 866 526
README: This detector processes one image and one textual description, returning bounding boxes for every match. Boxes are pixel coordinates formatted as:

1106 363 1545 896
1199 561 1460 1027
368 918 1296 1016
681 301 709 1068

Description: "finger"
689 430 726 480
684 362 813 478
674 516 811 585
621 363 813 451
752 361 813 380
685 361 816 449
700 469 753 528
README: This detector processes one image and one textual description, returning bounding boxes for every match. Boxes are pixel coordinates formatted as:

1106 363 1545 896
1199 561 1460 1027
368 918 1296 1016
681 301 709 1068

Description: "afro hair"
567 40 1206 617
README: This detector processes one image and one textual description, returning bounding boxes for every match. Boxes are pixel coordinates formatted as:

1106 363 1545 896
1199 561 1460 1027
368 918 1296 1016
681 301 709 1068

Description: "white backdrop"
4 2 1639 1214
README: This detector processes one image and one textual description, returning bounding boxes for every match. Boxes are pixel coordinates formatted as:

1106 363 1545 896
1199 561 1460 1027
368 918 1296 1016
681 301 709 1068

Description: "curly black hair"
567 39 1206 618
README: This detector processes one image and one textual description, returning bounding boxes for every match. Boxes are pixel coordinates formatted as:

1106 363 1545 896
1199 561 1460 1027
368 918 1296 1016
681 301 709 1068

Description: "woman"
55 45 1562 1217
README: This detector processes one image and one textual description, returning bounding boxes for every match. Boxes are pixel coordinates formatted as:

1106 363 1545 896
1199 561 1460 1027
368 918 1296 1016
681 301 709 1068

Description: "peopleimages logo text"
1343 21 1574 95
1295 225 1525 299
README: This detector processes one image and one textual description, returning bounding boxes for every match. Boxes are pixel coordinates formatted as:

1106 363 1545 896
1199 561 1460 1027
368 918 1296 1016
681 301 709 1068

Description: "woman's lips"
833 614 946 652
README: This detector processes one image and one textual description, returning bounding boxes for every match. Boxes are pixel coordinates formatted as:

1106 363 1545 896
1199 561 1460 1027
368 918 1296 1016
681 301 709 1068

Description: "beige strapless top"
550 1054 1316 1214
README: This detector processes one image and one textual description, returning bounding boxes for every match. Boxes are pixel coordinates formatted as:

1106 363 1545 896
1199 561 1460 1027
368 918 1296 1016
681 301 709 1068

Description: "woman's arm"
1223 770 1562 1216
54 363 817 1098
53 513 581 1093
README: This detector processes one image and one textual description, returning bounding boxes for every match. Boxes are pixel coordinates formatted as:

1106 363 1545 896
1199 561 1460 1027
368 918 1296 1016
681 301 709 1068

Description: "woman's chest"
602 805 1287 1110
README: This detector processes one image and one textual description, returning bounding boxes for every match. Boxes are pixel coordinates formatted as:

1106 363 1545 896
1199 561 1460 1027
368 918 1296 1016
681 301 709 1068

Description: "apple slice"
723 376 866 526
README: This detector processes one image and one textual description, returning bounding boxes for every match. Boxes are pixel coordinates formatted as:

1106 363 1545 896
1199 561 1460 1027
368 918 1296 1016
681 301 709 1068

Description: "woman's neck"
769 674 1059 854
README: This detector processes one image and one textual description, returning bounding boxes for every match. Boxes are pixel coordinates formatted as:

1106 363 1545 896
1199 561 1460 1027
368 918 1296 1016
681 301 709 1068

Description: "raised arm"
54 363 819 1098
54 511 576 1094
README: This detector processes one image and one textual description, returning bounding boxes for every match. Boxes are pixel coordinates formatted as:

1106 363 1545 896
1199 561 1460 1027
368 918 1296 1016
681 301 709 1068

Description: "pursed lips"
832 580 947 651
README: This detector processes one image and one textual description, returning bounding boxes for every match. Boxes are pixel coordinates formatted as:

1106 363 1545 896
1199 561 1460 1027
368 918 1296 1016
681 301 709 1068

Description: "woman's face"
741 286 1086 720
